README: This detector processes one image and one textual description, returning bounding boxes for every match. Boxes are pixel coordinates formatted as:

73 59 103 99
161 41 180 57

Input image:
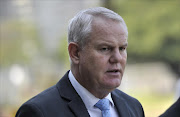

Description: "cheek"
123 55 127 63
80 50 109 72
122 54 127 68
123 52 127 61
93 55 109 68
87 51 106 63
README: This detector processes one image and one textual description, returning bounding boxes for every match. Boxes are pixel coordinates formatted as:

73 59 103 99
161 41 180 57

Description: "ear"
68 42 80 64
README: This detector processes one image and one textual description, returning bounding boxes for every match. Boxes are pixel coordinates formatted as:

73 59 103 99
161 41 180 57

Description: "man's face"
77 17 128 94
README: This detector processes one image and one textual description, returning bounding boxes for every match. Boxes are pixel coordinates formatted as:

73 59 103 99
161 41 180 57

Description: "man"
16 7 144 117
159 97 180 117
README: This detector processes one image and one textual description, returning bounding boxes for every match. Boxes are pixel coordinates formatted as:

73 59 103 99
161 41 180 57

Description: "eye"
100 47 111 52
102 47 109 51
119 47 126 51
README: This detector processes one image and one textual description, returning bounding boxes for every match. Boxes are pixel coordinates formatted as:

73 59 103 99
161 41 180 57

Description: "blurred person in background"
16 7 144 117
175 79 180 100
159 97 180 117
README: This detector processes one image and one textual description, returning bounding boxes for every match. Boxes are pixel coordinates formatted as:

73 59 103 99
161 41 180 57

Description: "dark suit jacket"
16 71 144 117
159 97 180 117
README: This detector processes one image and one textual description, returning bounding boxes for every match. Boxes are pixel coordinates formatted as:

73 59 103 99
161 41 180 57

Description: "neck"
71 67 113 99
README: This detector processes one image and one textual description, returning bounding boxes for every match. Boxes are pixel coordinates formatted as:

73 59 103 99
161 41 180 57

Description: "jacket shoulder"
16 102 44 117
26 85 58 105
16 85 61 117
112 89 145 117
16 71 77 117
113 89 141 104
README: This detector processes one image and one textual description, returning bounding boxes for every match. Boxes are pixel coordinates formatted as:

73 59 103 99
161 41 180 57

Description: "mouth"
106 69 121 74
107 70 120 73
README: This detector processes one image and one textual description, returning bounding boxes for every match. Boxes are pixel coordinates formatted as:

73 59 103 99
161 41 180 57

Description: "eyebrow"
122 43 128 47
97 41 128 47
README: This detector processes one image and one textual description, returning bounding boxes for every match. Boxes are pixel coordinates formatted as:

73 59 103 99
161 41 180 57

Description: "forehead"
92 16 127 35
89 17 128 45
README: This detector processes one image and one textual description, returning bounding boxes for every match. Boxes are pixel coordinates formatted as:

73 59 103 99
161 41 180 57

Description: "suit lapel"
68 97 90 117
56 71 90 117
112 90 131 117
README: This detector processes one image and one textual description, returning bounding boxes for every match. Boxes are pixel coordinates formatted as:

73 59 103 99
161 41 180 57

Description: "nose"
109 49 123 63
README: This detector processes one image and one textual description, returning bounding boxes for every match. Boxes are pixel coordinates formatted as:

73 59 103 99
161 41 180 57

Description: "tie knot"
94 98 110 111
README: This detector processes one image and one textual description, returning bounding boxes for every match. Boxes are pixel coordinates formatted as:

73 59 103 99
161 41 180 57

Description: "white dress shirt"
68 70 119 117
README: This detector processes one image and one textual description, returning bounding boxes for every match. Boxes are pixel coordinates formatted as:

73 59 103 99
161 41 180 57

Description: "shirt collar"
68 70 114 109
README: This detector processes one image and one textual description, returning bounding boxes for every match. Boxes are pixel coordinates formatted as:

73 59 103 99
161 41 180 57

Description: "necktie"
94 98 110 117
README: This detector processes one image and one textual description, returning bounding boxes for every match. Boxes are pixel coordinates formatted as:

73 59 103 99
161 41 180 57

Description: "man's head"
68 7 128 48
68 7 128 98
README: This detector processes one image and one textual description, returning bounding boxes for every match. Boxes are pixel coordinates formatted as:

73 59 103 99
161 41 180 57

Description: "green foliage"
109 0 180 63
0 21 41 67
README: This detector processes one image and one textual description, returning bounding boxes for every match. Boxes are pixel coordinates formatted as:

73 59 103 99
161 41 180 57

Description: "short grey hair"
68 7 128 48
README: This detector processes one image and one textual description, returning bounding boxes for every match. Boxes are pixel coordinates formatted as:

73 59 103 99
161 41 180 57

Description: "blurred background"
0 0 180 117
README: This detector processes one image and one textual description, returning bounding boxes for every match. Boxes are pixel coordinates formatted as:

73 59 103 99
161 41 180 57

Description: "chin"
105 81 121 90
102 77 122 89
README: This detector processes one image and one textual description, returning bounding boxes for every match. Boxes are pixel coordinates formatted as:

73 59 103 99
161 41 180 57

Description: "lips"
106 69 121 75
107 69 120 73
